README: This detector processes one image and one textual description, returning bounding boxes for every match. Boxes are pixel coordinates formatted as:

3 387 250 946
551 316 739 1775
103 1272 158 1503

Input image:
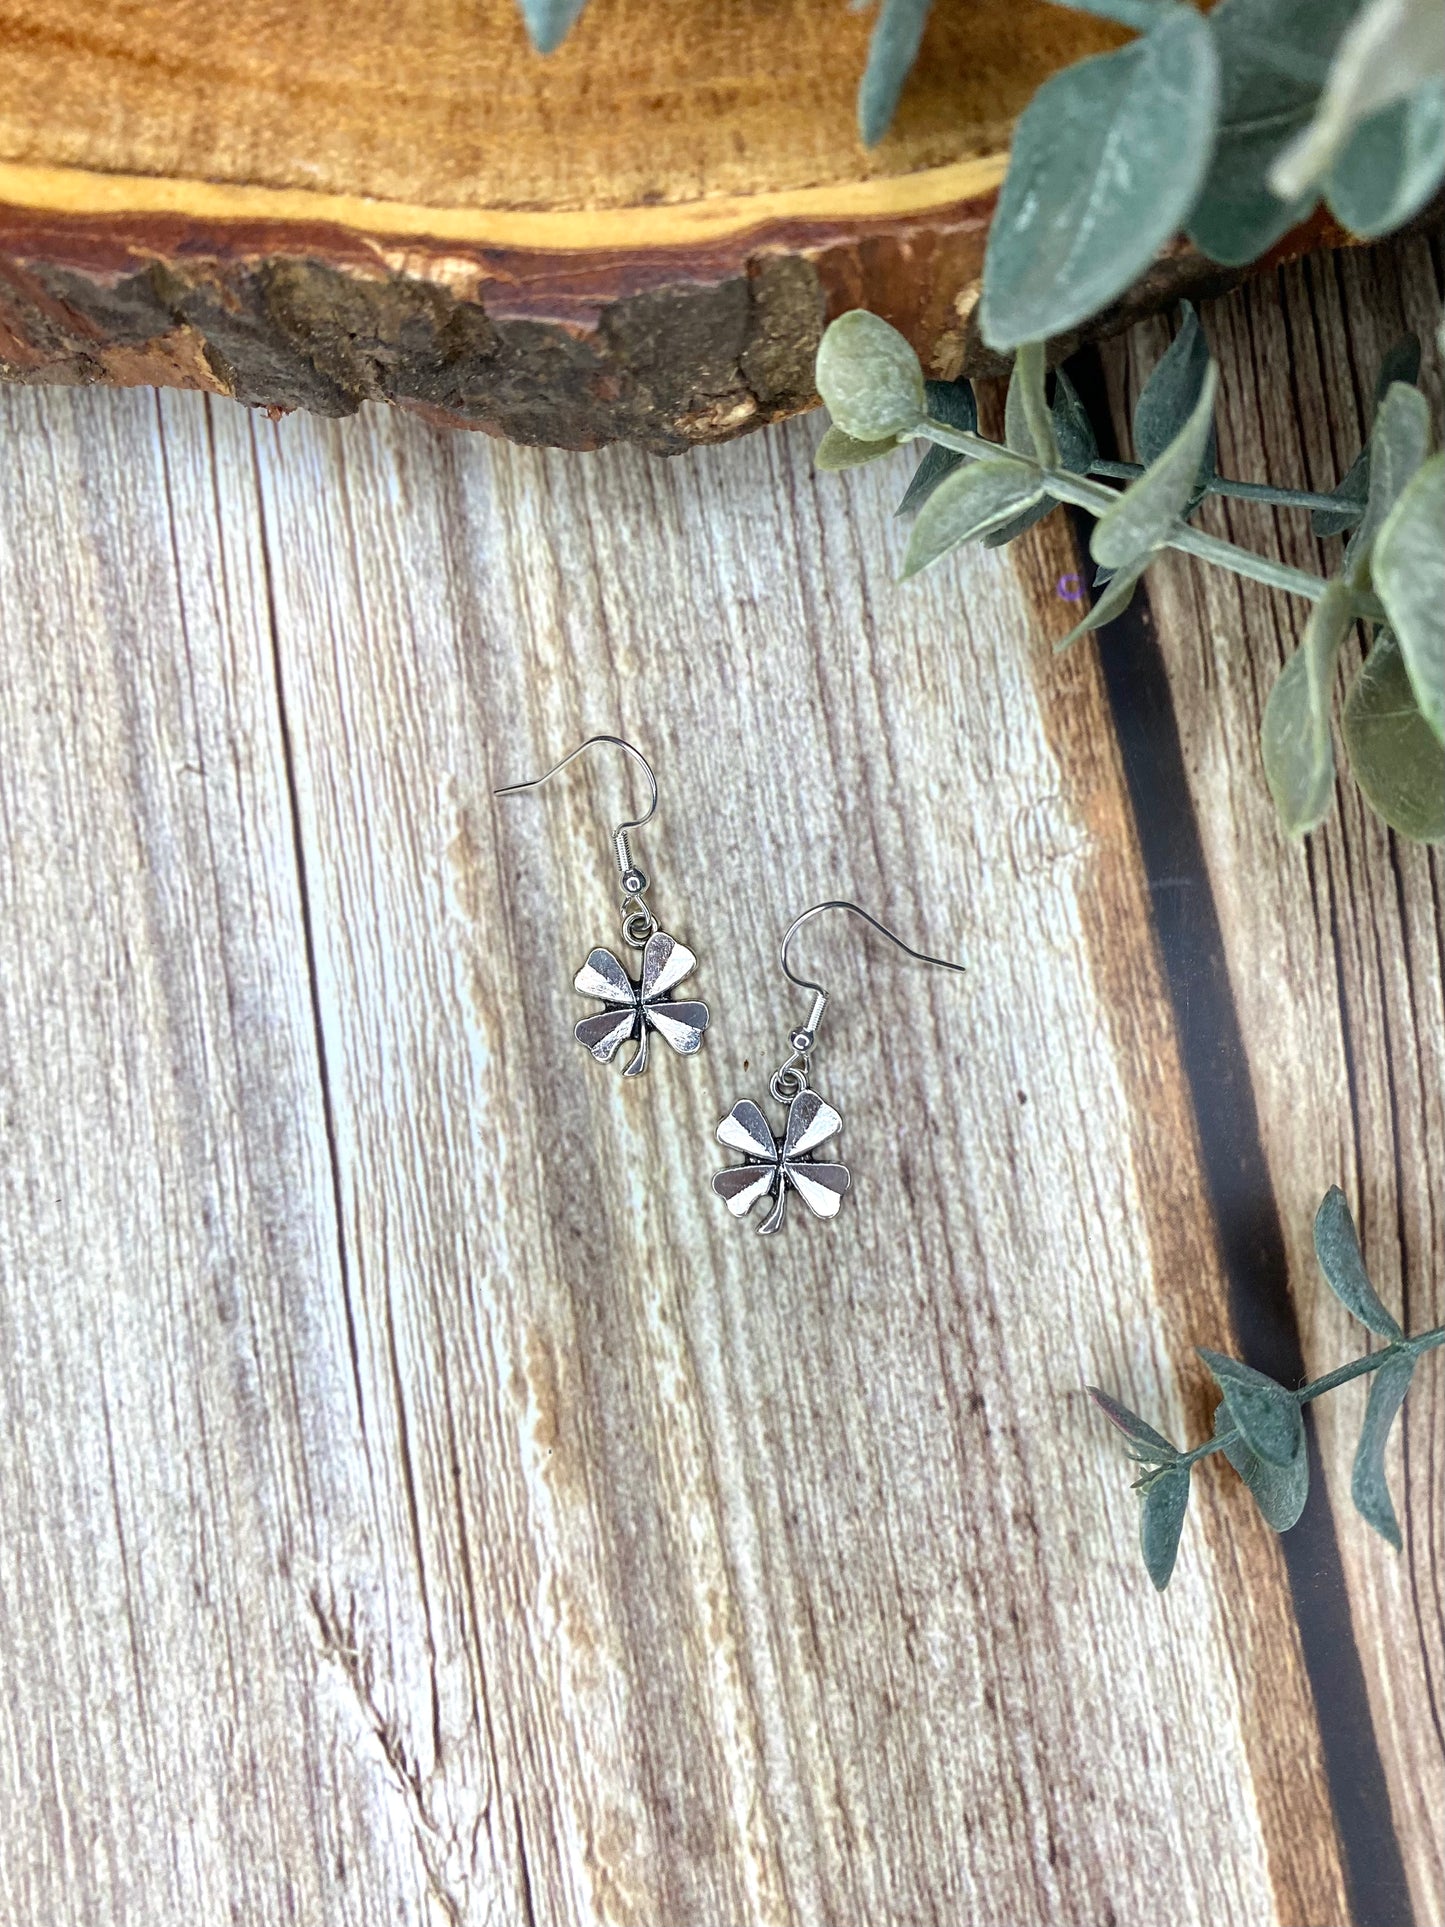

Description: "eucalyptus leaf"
1373 332 1424 397
1140 1463 1191 1592
516 0 588 53
981 498 1057 550
1343 630 1445 841
1343 379 1432 583
985 368 1098 548
897 379 978 515
979 9 1220 349
1088 1385 1179 1465
1132 302 1217 507
1311 334 1422 537
1215 1405 1309 1533
1327 80 1445 236
1313 1186 1404 1341
1260 581 1355 836
815 425 899 471
1005 342 1060 469
1188 0 1357 265
1053 561 1147 650
858 0 934 146
1351 1351 1417 1549
1371 453 1445 741
901 459 1044 578
1092 364 1219 571
1271 0 1445 202
1198 1349 1303 1467
1050 367 1099 473
816 311 926 443
1312 453 1371 540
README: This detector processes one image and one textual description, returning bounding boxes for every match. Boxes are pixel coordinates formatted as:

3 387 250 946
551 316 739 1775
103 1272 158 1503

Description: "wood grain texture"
0 332 1413 1924
0 0 1120 212
1098 232 1445 1926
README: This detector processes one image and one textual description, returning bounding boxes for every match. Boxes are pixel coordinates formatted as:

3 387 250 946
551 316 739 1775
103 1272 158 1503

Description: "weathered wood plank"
0 387 436 1921
245 397 1343 1922
0 366 1366 1921
1099 233 1445 1925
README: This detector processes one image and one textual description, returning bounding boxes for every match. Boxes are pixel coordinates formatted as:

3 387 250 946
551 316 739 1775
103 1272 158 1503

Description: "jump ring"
621 907 657 949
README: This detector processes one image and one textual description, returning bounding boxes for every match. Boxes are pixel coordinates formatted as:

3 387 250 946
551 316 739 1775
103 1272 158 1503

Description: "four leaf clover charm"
574 930 709 1077
712 1089 851 1234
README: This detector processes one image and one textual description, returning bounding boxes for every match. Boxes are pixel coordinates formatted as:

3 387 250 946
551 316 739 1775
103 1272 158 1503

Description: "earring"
712 900 964 1234
493 735 710 1077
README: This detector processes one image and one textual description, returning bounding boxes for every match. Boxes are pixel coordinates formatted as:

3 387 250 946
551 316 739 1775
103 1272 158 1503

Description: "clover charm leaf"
573 931 708 1077
712 1090 851 1234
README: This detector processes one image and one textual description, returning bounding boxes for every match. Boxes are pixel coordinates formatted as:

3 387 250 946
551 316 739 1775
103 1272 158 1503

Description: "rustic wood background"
0 234 1439 1927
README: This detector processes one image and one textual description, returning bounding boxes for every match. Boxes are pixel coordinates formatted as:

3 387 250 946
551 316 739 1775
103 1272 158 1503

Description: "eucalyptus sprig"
855 0 1445 343
813 305 1445 842
1091 1186 1443 1591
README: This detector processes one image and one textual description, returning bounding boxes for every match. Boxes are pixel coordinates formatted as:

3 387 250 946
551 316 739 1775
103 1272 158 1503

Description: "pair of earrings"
495 736 964 1235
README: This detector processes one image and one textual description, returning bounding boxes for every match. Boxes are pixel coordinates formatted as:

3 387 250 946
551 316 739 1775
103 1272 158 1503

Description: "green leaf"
1188 0 1357 265
1132 302 1217 508
984 367 1098 548
1343 630 1445 841
981 498 1057 550
1327 80 1445 236
1215 1404 1309 1533
896 379 978 515
516 0 588 54
815 425 899 471
816 310 926 443
1140 1463 1191 1592
1050 366 1099 473
1351 1351 1417 1549
858 0 934 146
1372 453 1445 741
1088 1385 1179 1465
1092 363 1219 571
1311 334 1422 537
901 459 1044 578
979 9 1220 349
1005 342 1060 469
1313 1186 1404 1340
1053 560 1147 651
1312 453 1371 539
1197 1349 1303 1467
1343 379 1432 583
1260 581 1355 836
1270 0 1445 202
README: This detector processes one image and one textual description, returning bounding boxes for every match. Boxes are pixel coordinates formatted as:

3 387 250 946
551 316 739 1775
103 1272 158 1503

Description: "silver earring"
712 901 964 1234
494 735 710 1077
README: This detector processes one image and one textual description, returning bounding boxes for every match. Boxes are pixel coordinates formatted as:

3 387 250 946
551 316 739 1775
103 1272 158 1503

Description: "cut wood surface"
0 235 1439 1926
1098 230 1445 1927
0 0 1337 448
0 0 1116 448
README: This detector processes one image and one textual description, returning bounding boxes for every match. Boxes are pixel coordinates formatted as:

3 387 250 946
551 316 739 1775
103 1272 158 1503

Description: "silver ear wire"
771 899 965 1099
494 735 710 1078
713 902 962 1233
493 734 660 943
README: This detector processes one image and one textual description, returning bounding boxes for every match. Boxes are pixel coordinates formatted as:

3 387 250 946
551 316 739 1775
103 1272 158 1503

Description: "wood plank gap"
1062 351 1412 1927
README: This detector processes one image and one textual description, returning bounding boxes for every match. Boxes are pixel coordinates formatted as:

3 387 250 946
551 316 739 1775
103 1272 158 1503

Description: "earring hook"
493 734 659 884
772 900 965 1098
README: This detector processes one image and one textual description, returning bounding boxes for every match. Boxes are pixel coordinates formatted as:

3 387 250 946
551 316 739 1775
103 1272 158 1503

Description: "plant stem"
1172 1325 1445 1470
913 418 1388 619
1089 458 1345 514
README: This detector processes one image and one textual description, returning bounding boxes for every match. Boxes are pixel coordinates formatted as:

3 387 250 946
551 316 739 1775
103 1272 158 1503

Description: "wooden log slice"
0 0 1331 449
